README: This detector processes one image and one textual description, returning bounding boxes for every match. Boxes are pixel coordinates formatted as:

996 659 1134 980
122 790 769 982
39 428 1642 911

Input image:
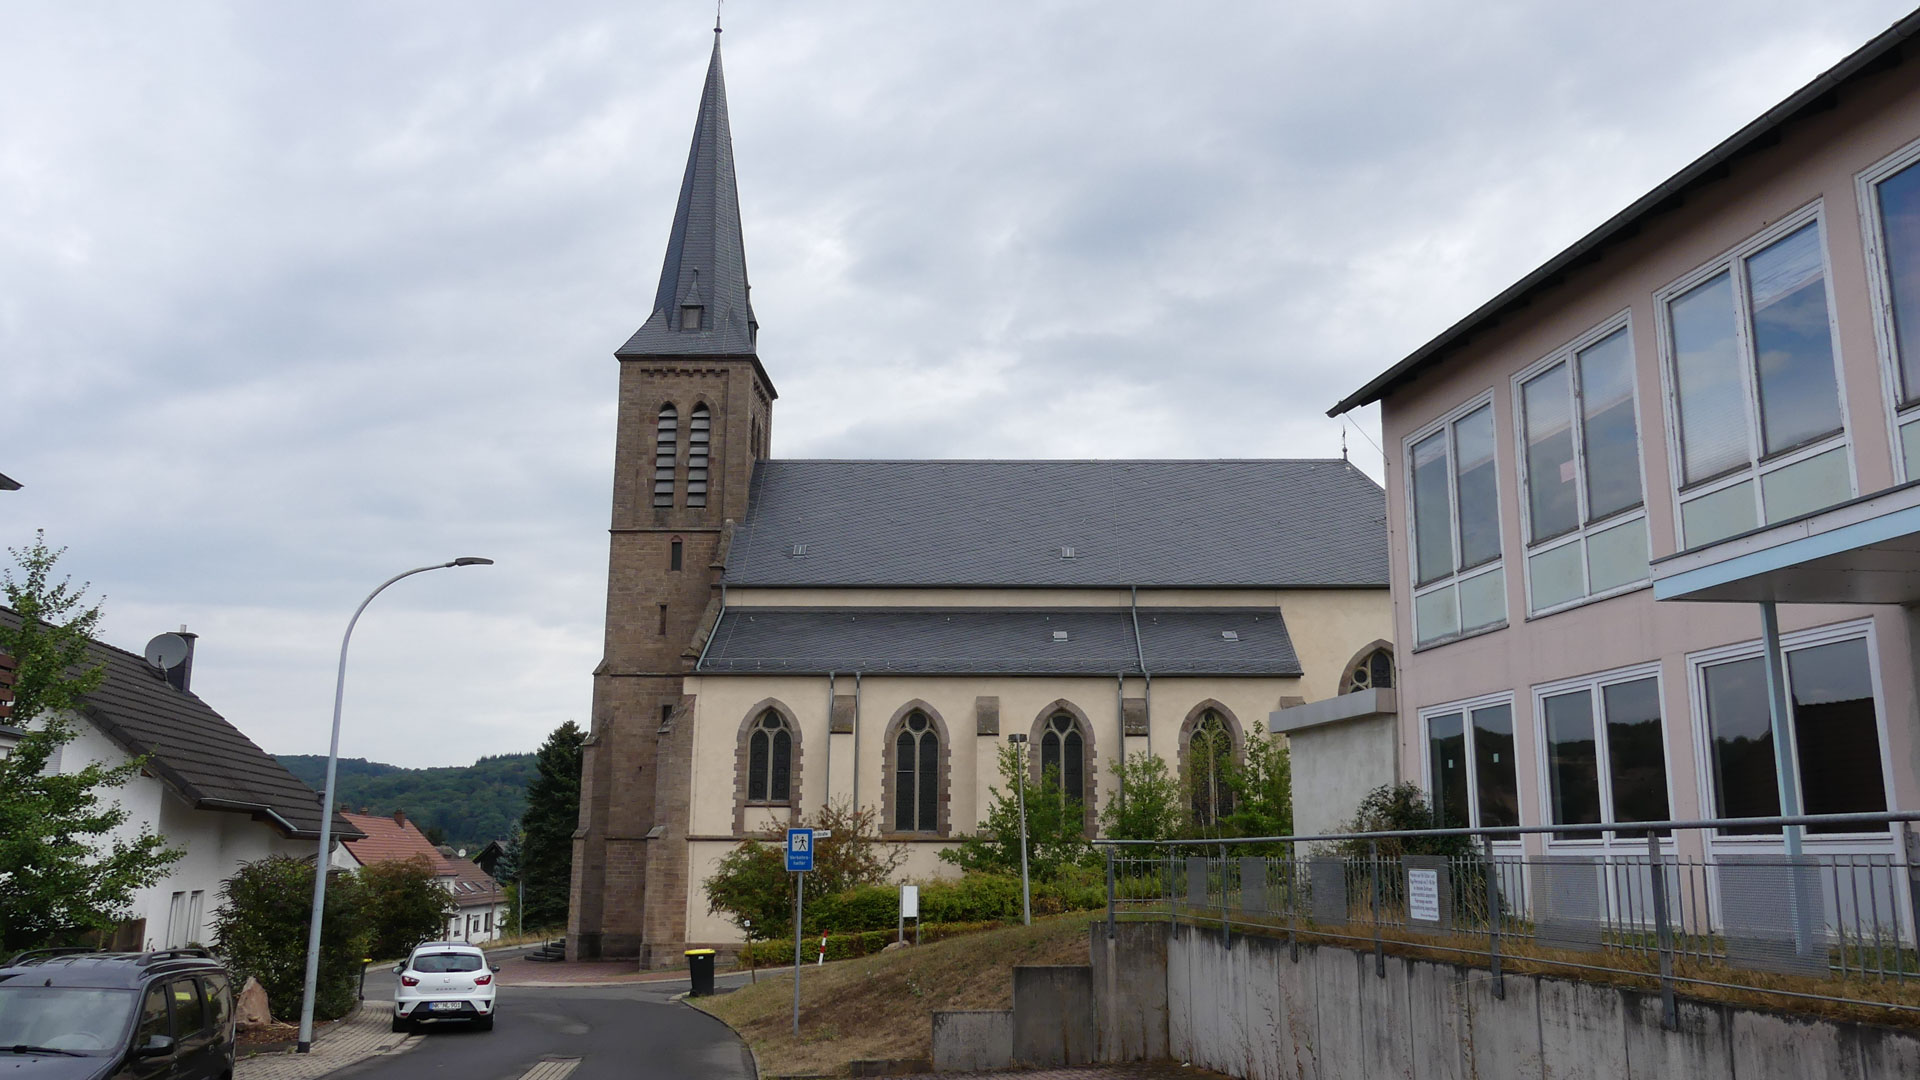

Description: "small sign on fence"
1407 869 1440 922
1402 855 1452 930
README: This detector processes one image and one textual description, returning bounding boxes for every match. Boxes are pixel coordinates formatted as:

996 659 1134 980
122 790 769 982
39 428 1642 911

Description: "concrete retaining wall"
1166 923 1920 1079
1011 964 1096 1066
1090 921 1170 1062
930 1010 1011 1072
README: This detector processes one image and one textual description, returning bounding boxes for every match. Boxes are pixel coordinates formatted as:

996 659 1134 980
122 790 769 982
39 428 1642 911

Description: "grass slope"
276 752 535 852
698 912 1098 1075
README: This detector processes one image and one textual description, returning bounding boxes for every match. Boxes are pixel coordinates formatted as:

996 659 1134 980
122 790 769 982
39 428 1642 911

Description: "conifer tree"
517 721 584 930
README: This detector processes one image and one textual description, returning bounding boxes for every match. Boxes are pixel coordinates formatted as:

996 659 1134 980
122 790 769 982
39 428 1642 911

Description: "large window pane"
1760 446 1848 525
1544 691 1602 834
1680 480 1756 548
1578 329 1643 520
1454 406 1501 568
1876 161 1920 404
1902 418 1920 480
1458 568 1506 632
1601 678 1669 829
1703 656 1779 833
1414 585 1459 645
1471 704 1519 827
1528 541 1584 612
1521 363 1579 540
1411 430 1454 585
1670 273 1750 483
1746 224 1842 456
1586 517 1649 594
1787 638 1887 831
1427 712 1469 829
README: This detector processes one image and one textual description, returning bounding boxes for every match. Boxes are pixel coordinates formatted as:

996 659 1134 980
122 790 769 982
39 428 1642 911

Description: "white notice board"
1407 869 1440 923
900 884 919 919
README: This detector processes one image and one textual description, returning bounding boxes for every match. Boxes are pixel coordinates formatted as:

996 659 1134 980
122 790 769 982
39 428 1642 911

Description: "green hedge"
736 919 1006 967
793 873 1106 937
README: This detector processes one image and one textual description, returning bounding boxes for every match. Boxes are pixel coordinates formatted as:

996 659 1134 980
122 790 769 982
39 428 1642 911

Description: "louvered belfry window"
653 405 678 507
747 710 792 803
895 711 939 832
688 404 711 508
1040 713 1085 806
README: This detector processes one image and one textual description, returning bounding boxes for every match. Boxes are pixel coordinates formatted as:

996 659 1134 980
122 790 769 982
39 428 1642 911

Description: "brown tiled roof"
339 811 454 872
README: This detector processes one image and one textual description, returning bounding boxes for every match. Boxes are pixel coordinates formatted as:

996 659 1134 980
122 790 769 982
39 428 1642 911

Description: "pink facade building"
1331 13 1920 897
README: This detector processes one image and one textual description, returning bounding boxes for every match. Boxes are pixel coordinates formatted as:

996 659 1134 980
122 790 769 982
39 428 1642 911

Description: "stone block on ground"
236 977 273 1028
931 1010 1013 1072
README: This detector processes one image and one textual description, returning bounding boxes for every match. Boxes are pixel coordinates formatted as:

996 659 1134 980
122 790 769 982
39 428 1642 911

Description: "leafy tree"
0 532 182 951
940 744 1096 882
1100 752 1183 841
358 856 458 960
705 800 904 941
1333 782 1474 859
212 855 367 1021
518 721 584 930
1219 736 1293 843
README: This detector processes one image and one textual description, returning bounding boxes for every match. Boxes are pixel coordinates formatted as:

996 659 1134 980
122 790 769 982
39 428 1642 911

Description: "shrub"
212 856 367 1022
1099 752 1183 841
940 746 1097 881
705 800 906 941
738 919 1005 967
358 856 459 961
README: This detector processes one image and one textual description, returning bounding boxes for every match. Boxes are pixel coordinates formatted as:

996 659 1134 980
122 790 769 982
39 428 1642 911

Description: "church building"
567 30 1394 964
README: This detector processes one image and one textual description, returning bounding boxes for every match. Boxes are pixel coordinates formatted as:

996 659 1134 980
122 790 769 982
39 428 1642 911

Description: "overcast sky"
4 1 1913 768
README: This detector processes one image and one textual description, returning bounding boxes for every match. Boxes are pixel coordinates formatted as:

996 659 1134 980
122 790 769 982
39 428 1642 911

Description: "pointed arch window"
1039 712 1085 806
1344 648 1395 694
746 710 793 804
1188 710 1236 827
894 711 940 832
653 405 678 508
688 404 711 508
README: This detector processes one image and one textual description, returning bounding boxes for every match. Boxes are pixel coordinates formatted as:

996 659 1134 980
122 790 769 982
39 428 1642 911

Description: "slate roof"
618 32 763 365
723 459 1388 588
0 608 358 840
698 607 1300 676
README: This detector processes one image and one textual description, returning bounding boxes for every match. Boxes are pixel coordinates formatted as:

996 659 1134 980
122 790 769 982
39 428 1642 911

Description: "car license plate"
430 1002 464 1012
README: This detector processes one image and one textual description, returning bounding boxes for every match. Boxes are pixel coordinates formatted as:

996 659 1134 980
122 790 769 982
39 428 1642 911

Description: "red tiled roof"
339 812 454 873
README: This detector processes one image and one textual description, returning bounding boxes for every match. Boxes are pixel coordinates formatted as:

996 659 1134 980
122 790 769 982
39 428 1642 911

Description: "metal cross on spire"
715 0 723 33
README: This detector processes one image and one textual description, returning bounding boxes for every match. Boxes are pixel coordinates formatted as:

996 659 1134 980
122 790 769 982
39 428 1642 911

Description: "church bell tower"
569 25 774 963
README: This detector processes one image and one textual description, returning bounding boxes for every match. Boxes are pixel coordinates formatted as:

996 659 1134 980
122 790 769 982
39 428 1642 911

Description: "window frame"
1528 662 1672 842
889 708 944 835
1856 134 1920 483
745 709 795 806
1509 312 1654 618
1652 203 1858 550
1685 617 1895 842
1404 392 1509 650
1416 691 1518 830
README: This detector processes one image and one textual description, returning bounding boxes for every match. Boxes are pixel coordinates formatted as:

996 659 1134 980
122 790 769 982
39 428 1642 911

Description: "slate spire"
619 30 758 358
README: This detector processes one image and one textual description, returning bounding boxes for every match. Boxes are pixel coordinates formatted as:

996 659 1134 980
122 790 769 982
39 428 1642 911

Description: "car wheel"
477 1015 494 1032
391 1015 410 1034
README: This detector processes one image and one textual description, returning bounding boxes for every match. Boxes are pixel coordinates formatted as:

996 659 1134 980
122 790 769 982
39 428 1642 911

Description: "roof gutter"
1328 9 1920 418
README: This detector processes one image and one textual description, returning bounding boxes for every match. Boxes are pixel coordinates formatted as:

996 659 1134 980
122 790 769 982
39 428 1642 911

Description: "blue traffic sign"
786 827 814 872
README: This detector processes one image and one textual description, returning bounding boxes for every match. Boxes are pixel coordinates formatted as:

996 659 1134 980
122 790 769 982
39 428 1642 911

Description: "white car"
391 942 497 1032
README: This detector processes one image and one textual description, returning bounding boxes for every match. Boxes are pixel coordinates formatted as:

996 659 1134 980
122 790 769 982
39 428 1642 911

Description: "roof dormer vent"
1052 630 1069 642
1221 630 1240 642
1059 546 1076 559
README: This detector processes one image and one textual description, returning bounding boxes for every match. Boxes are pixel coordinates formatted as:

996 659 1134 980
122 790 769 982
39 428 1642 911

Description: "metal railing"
1098 811 1920 1025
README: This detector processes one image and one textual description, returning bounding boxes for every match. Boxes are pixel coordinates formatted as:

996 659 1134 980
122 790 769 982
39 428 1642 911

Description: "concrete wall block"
1307 945 1366 1080
1860 1023 1920 1077
1011 965 1096 1067
1167 924 1194 1062
931 1010 1012 1073
1729 1009 1868 1080
1619 992 1732 1080
1456 968 1543 1080
1535 976 1629 1080
1281 942 1324 1080
1401 958 1467 1080
1355 953 1414 1080
1089 921 1168 1062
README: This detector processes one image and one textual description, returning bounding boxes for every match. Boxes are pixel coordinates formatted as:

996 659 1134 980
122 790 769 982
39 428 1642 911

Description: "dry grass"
694 912 1098 1076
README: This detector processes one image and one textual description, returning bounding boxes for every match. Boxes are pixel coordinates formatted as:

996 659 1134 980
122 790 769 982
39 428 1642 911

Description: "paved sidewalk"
235 1006 420 1080
895 1066 1233 1079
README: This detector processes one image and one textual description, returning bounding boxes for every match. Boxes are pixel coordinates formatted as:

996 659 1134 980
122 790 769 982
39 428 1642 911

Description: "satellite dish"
144 633 191 672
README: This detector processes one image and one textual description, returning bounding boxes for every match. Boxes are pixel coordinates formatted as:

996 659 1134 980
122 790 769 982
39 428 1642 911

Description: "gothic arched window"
688 404 711 508
1343 646 1395 694
1188 709 1236 827
746 710 793 803
894 711 940 832
1039 712 1085 806
653 404 678 508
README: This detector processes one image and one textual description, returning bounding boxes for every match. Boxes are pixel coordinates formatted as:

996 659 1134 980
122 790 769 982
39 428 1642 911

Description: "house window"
747 710 794 803
1424 697 1518 829
1695 626 1887 836
670 538 683 571
485 911 493 933
653 404 679 508
1187 710 1236 827
681 304 703 330
688 404 711 508
1039 712 1085 806
1408 398 1506 646
1661 210 1852 548
1858 140 1920 479
894 711 939 832
1515 322 1651 614
1535 668 1669 839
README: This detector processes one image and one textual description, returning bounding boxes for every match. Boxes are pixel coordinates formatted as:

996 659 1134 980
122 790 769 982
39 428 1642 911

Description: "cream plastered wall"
1375 59 1920 845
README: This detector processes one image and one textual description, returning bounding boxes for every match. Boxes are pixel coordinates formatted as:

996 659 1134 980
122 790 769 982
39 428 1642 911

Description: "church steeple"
618 31 759 359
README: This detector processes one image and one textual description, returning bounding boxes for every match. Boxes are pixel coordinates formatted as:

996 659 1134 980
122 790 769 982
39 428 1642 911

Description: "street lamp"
296 557 493 1053
1007 733 1032 926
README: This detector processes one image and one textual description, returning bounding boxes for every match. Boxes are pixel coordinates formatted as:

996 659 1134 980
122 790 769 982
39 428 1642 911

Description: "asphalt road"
339 974 759 1080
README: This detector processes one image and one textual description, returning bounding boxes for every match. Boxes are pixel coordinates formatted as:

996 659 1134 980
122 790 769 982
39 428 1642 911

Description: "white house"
337 810 507 945
2 609 360 950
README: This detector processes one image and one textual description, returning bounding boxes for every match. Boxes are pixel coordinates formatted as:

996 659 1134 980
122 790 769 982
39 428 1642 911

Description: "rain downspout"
1130 586 1151 756
853 672 864 811
824 672 836 811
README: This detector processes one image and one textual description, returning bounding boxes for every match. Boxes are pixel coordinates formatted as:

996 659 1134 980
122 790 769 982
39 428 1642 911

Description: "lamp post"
296 557 493 1053
1007 733 1032 926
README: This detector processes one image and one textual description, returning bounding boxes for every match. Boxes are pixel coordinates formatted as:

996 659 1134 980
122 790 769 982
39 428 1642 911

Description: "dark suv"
0 948 235 1080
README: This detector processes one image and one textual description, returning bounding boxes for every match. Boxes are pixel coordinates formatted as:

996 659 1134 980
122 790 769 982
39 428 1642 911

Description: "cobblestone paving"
894 1066 1234 1079
234 1006 419 1080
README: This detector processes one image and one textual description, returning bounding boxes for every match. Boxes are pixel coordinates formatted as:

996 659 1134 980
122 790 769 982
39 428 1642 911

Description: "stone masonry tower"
569 28 773 962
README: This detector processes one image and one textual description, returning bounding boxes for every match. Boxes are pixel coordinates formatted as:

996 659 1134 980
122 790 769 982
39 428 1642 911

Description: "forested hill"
276 753 535 853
